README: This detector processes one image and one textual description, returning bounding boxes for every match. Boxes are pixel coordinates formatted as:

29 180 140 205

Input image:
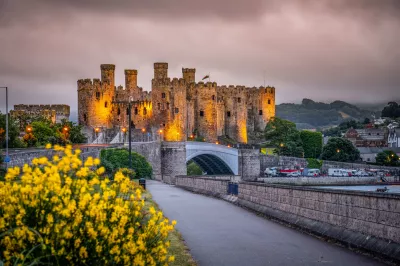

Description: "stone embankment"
175 175 400 262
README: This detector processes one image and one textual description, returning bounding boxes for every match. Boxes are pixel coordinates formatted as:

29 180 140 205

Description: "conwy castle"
77 63 276 143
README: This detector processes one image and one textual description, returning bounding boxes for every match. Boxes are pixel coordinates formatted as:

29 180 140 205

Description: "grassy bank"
143 190 197 266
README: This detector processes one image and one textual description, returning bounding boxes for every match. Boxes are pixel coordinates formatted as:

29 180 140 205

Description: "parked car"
287 171 301 177
354 170 368 177
307 169 321 177
264 167 278 177
328 168 349 177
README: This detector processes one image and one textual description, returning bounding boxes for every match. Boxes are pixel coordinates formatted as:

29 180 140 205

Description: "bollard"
233 183 239 195
227 182 233 194
139 178 146 190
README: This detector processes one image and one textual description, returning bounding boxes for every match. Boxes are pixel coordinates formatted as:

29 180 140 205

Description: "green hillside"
276 98 380 129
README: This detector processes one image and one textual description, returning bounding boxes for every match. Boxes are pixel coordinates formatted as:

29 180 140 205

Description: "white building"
388 128 400 148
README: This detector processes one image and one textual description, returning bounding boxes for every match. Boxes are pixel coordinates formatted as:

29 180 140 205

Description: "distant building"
388 128 400 148
344 128 387 147
358 147 400 163
10 104 70 124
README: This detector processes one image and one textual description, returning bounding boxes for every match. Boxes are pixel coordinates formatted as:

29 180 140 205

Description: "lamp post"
95 127 100 144
158 129 163 142
1 87 8 165
121 127 127 143
142 128 146 142
113 97 136 169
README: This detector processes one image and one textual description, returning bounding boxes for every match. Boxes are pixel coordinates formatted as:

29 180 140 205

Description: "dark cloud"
0 0 399 115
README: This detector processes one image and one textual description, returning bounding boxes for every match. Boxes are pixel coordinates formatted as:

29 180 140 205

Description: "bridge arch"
186 142 239 175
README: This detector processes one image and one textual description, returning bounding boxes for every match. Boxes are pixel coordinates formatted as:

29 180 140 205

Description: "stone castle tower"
77 63 276 143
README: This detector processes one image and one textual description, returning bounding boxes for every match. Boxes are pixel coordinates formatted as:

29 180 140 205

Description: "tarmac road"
147 180 385 266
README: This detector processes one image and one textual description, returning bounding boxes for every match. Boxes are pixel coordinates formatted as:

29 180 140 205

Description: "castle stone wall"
161 142 186 184
78 63 276 144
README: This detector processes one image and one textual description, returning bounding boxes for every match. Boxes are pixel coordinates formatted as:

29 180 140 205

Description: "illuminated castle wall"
77 63 276 143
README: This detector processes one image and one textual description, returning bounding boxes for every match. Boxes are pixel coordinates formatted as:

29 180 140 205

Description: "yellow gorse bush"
0 144 176 265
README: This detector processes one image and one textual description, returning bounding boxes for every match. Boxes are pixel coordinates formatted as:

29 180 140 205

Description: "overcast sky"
0 0 399 115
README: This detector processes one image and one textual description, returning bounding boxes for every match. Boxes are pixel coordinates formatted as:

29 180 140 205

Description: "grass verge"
143 189 197 266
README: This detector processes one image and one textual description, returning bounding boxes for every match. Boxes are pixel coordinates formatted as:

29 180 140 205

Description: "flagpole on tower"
208 73 210 82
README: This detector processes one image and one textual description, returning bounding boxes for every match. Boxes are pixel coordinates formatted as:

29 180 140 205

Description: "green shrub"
187 161 203 175
306 158 323 169
100 148 153 179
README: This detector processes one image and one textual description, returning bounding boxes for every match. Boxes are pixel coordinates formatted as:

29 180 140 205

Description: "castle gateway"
77 63 275 143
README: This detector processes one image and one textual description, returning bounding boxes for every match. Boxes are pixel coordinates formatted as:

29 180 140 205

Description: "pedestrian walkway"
147 181 384 266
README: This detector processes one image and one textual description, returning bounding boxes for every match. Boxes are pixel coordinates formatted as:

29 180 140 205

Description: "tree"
55 119 87 144
382 102 400 118
264 117 304 157
100 148 153 178
375 150 399 166
321 137 360 162
187 160 203 175
0 113 24 148
300 131 322 158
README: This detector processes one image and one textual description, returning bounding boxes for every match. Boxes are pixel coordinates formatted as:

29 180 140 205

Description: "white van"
307 169 320 177
328 168 349 177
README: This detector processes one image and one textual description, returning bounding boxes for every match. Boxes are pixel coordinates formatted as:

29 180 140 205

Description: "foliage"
375 150 400 166
300 131 323 158
118 167 136 179
0 113 24 149
381 102 400 118
306 158 323 169
100 148 153 179
276 98 377 128
0 145 176 265
187 161 203 176
321 119 365 137
22 118 87 147
264 117 304 157
55 119 87 144
321 137 361 162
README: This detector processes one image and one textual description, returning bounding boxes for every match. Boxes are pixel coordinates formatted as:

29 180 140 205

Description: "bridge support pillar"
161 142 187 184
238 149 260 181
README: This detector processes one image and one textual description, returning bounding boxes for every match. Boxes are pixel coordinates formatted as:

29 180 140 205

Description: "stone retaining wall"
260 154 400 175
238 182 400 261
175 175 239 197
256 176 379 185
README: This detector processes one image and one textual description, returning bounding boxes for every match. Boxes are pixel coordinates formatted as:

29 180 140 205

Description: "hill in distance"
276 98 381 129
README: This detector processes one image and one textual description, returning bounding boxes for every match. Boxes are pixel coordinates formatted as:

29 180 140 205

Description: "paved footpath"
147 181 385 266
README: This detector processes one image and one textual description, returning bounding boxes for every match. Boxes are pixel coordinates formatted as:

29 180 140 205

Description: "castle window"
162 93 166 99
117 107 121 115
104 101 108 108
237 97 241 103
131 121 135 128
83 114 87 122
143 107 147 115
227 111 231 117
134 107 138 115
126 108 129 115
268 99 271 104
95 91 100 100
175 108 179 114
200 110 204 117
157 103 161 110
212 95 215 100
166 102 170 109
259 110 263 115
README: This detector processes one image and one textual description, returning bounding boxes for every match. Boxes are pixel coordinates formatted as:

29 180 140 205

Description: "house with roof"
344 128 387 148
388 128 400 148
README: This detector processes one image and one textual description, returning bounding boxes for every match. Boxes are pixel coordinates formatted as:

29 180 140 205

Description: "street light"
142 128 146 142
26 125 33 133
121 127 127 143
158 129 163 142
336 149 340 153
95 127 100 144
1 87 9 165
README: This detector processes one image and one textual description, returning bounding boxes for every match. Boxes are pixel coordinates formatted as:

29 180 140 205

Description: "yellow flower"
45 143 52 149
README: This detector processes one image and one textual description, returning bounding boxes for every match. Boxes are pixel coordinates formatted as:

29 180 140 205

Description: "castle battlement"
182 68 196 73
100 64 115 71
154 62 168 69
195 81 218 88
124 69 138 75
171 78 186 86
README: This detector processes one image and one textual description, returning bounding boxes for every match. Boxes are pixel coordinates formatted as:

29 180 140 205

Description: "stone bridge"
186 141 239 175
